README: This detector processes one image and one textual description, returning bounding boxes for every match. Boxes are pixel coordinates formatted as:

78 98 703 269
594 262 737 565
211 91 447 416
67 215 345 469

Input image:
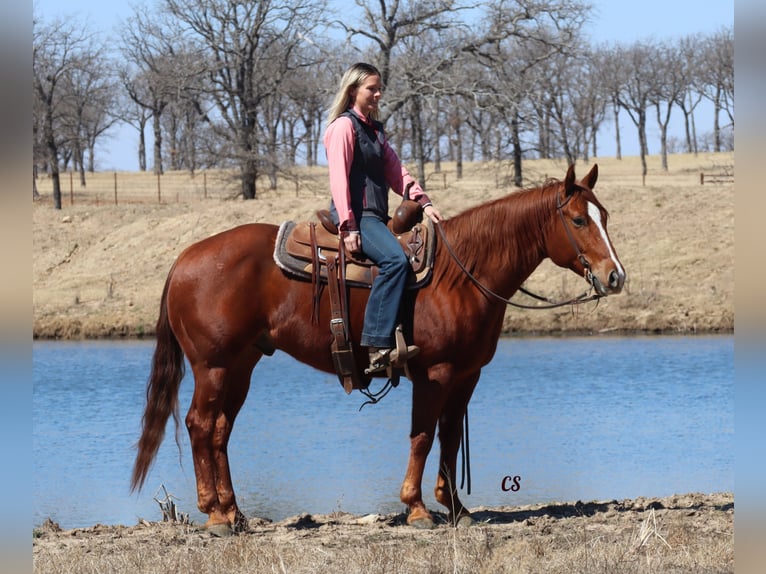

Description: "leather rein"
434 194 603 310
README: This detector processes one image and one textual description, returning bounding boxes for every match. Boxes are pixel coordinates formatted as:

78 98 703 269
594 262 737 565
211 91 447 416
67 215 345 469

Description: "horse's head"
546 164 626 296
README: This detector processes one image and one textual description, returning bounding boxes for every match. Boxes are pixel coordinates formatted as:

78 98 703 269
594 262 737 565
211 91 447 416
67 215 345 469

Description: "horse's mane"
436 177 607 290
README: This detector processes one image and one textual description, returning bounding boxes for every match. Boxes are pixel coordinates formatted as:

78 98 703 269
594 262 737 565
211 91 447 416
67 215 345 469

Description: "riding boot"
366 345 419 374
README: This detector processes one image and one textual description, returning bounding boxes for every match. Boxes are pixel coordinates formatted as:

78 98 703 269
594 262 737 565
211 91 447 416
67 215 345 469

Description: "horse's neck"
443 192 549 299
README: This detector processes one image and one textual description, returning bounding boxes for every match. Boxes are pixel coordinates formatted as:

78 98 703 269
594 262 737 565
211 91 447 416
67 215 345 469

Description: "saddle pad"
273 218 435 289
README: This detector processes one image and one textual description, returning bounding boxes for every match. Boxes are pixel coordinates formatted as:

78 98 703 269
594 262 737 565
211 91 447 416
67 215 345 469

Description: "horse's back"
177 222 278 262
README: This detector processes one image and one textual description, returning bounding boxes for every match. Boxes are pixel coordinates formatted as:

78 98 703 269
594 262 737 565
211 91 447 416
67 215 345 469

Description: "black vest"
330 110 390 226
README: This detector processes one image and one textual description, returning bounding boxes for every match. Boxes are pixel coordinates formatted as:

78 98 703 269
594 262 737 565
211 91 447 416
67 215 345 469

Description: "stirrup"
391 324 419 369
365 348 393 375
389 344 419 366
364 325 420 376
364 345 420 375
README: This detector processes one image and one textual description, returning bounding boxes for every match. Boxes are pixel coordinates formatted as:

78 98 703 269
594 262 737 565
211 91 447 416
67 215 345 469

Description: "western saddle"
273 197 435 393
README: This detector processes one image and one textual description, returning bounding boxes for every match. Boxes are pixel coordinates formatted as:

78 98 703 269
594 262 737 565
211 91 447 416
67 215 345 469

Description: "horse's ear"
564 164 577 197
582 164 598 189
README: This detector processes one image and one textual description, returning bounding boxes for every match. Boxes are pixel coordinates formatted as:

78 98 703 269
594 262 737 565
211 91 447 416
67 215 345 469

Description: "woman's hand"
424 204 443 223
343 231 361 254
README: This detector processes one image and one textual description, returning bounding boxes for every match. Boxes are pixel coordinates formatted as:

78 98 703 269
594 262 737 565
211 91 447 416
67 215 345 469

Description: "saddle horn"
391 181 423 235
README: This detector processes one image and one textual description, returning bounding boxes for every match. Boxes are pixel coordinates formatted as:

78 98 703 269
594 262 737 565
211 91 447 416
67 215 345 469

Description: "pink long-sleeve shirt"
324 107 431 233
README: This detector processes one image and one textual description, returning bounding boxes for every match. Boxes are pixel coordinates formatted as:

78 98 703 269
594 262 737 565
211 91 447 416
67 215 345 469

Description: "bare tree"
594 43 626 160
163 0 325 199
34 1 733 190
61 46 118 182
33 14 98 208
157 46 212 173
115 79 153 171
649 40 690 171
570 50 608 161
120 5 199 175
339 0 467 99
699 26 734 152
465 0 588 184
336 0 472 186
615 41 655 181
675 33 706 154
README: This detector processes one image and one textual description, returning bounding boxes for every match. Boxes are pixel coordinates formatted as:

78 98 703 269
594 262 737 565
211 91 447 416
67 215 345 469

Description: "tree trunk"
33 166 40 200
79 160 87 188
511 112 522 187
410 97 427 189
302 117 314 167
433 98 441 173
714 86 722 153
690 106 698 155
455 121 463 180
681 104 693 154
638 109 648 181
591 114 598 158
656 103 669 172
152 111 163 175
44 113 62 209
241 158 257 199
612 99 622 160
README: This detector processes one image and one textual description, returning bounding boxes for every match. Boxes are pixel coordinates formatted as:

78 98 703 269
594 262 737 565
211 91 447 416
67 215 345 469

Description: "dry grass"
33 493 733 573
33 152 734 339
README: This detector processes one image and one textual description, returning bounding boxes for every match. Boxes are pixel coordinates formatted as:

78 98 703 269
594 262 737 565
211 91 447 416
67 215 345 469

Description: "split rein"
434 201 603 311
361 200 602 496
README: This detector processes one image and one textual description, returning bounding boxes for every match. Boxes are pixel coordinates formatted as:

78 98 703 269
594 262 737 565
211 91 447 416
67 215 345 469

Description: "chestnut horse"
132 164 625 533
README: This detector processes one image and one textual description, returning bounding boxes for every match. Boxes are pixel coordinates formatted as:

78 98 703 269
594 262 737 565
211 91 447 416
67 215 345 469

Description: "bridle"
555 190 608 298
434 189 604 310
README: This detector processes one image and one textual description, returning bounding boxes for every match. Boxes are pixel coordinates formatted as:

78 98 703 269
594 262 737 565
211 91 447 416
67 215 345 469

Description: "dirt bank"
33 492 733 574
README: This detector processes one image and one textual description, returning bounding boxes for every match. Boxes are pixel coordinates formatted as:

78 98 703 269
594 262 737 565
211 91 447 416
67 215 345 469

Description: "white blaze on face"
588 201 625 281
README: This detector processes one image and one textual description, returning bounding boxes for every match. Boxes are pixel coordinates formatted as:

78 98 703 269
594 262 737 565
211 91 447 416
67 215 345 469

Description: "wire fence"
33 168 332 206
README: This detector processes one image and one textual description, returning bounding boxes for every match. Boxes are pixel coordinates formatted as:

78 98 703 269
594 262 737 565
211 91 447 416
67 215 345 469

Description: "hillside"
32 153 734 339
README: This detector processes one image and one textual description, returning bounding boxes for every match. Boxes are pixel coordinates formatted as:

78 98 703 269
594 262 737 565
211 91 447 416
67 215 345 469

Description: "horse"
131 164 625 533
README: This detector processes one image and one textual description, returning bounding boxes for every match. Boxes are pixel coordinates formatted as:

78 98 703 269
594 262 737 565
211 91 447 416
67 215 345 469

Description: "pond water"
33 335 733 528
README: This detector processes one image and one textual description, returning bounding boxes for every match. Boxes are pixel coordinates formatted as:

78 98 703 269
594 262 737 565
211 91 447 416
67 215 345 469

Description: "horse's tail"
131 265 185 493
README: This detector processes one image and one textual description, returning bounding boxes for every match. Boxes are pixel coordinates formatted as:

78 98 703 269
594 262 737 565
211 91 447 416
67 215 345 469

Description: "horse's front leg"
400 373 447 529
434 372 480 527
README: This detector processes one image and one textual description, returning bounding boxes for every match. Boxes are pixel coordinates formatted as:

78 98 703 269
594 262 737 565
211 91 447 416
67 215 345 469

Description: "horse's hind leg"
434 372 480 526
186 357 258 534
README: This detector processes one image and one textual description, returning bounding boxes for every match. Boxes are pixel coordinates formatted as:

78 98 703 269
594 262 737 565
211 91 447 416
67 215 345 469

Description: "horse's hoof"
408 516 436 530
205 522 235 537
455 514 474 528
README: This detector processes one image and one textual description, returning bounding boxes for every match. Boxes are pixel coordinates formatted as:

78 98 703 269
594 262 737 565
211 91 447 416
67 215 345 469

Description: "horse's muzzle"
589 268 625 297
608 269 625 293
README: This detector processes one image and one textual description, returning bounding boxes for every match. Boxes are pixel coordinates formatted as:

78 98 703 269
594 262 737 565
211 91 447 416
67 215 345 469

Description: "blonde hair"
326 62 381 127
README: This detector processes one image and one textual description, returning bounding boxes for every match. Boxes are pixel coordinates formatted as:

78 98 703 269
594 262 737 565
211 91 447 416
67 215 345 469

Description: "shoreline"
32 324 734 341
33 491 734 573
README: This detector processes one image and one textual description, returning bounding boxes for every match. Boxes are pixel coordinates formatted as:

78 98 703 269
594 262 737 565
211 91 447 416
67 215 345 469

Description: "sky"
34 0 735 171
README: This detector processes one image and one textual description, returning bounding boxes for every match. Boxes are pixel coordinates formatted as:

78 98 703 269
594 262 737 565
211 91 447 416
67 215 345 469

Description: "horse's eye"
572 216 587 227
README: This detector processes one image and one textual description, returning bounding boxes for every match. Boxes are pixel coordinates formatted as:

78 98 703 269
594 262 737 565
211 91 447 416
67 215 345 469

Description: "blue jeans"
358 216 409 348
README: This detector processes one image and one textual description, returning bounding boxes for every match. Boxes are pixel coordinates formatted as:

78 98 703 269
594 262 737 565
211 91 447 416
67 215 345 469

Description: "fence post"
157 172 161 204
69 170 74 206
700 172 705 185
